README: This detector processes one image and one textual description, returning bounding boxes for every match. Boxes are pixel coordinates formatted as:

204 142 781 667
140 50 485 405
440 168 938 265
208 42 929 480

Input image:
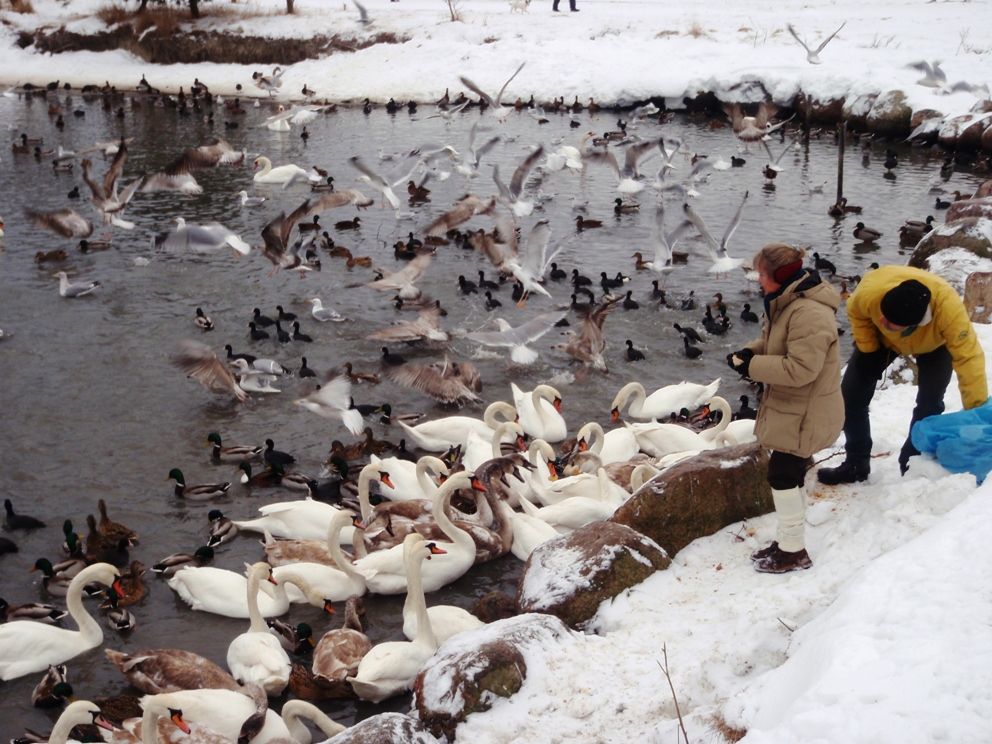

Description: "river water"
0 90 985 738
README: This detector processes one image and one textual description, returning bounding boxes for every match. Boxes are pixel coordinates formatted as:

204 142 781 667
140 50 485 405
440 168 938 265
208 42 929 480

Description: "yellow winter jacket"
847 266 988 410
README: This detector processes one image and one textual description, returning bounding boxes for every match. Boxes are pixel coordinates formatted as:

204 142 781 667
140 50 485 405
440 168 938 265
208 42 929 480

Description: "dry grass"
7 0 35 13
710 714 748 743
686 20 708 38
96 3 132 26
655 29 678 39
133 6 184 36
198 3 282 20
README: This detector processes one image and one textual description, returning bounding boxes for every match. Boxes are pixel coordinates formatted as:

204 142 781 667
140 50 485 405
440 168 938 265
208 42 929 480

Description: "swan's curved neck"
51 705 97 744
490 422 517 459
405 547 436 648
66 567 103 648
432 481 474 553
246 569 268 634
141 702 165 744
621 383 646 417
276 571 324 608
630 463 661 491
531 387 554 426
326 515 364 582
527 439 555 484
416 457 444 497
582 422 605 455
483 401 517 429
256 157 272 175
707 396 732 436
281 701 345 742
357 466 378 520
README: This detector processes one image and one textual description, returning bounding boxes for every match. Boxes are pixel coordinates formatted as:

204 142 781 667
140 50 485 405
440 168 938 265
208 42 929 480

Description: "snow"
2 0 992 741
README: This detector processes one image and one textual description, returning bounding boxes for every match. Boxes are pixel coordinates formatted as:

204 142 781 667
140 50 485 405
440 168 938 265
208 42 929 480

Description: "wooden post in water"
836 120 846 205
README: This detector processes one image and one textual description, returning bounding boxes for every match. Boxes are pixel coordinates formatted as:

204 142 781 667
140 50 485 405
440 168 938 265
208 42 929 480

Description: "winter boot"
817 459 869 485
750 541 778 562
754 487 810 573
753 545 812 573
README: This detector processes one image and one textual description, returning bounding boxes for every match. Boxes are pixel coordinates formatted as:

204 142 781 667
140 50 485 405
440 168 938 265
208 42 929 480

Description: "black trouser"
552 0 577 9
767 451 812 490
841 345 954 465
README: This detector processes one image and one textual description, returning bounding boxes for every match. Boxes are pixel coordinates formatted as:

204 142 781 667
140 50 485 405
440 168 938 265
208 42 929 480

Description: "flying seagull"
459 62 526 122
786 22 846 64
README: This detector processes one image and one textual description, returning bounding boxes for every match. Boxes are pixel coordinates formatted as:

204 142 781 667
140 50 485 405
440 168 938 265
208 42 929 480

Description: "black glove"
726 348 755 377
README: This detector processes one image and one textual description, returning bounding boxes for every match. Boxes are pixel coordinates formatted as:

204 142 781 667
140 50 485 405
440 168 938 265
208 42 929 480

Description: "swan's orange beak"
93 713 115 732
578 439 588 452
611 407 620 422
267 570 278 586
170 710 191 735
427 542 447 555
553 397 562 413
470 477 487 492
112 578 125 596
515 435 527 451
380 473 394 489
323 600 336 615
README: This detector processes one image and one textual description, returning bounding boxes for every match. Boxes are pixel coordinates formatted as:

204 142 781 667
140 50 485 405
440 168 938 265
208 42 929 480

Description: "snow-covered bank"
1 0 990 124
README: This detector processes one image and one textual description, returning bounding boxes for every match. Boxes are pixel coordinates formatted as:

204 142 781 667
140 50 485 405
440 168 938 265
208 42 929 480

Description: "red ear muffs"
773 259 804 283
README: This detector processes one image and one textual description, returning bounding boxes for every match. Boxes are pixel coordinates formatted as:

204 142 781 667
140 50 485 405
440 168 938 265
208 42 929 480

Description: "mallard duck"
93 692 142 726
0 598 68 623
841 198 863 213
329 439 366 463
361 427 395 456
267 619 316 655
207 510 238 547
151 546 214 575
97 500 137 544
853 222 882 242
614 198 639 214
32 665 72 707
342 362 380 384
575 215 603 230
102 588 136 631
89 537 131 568
85 514 122 558
31 558 75 596
194 308 214 331
238 461 310 490
206 433 263 462
108 560 146 606
167 468 231 500
900 215 935 241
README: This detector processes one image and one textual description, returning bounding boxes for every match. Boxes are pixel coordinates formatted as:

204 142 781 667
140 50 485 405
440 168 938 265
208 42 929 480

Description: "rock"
911 108 945 129
938 112 992 150
326 712 438 743
414 614 574 741
972 100 992 114
946 196 992 222
471 590 517 623
611 442 772 557
515 522 669 629
909 217 992 269
866 90 913 138
925 249 992 296
964 272 992 323
794 92 844 124
983 126 992 152
976 180 992 199
842 94 877 130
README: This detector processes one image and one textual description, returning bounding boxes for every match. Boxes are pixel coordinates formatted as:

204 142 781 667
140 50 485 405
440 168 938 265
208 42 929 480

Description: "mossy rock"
843 93 878 130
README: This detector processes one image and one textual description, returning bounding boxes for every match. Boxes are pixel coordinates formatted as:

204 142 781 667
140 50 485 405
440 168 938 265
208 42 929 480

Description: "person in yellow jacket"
819 265 988 484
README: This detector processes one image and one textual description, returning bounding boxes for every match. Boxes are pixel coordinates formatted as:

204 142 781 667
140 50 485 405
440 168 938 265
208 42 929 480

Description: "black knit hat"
880 280 932 327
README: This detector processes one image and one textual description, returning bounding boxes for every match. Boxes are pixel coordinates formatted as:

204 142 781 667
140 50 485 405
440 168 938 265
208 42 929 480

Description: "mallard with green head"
102 587 136 631
31 665 72 708
206 432 263 462
150 546 215 575
30 558 74 596
853 222 883 242
267 619 315 655
0 597 67 623
207 510 238 547
167 468 231 500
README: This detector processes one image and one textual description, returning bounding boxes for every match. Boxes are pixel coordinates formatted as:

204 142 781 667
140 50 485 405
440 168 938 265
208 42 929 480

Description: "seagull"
80 141 142 227
259 201 314 275
366 252 433 300
583 138 662 196
762 134 800 179
552 295 622 374
493 146 543 217
238 191 267 208
639 204 694 282
909 60 990 96
368 306 449 343
349 155 426 210
424 193 497 236
353 0 373 27
171 340 248 402
140 138 244 195
472 215 563 305
307 188 375 213
308 298 346 322
682 191 749 277
293 374 364 435
253 67 285 97
722 102 790 151
786 22 846 64
385 358 483 404
26 208 93 239
467 311 567 365
459 62 526 122
423 99 470 122
154 217 251 256
53 271 100 298
453 122 501 179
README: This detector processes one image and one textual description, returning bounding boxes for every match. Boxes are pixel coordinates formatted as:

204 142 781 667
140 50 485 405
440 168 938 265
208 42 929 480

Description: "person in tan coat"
727 244 844 573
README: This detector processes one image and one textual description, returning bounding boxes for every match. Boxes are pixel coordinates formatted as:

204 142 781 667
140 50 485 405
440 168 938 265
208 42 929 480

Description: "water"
0 90 984 738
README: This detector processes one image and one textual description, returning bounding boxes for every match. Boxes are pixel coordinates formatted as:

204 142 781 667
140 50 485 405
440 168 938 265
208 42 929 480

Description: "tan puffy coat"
744 271 844 458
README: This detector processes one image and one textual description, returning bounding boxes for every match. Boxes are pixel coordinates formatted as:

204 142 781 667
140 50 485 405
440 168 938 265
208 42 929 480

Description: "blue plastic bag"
912 400 992 483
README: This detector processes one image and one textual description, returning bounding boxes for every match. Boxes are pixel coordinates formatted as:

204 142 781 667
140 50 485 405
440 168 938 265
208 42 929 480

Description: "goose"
347 535 442 702
611 379 720 422
0 563 119 680
145 688 291 744
575 421 640 465
511 383 567 442
395 400 517 451
352 472 481 595
166 565 329 619
227 563 292 695
311 595 371 683
401 534 483 644
253 156 313 185
104 648 238 695
34 701 114 744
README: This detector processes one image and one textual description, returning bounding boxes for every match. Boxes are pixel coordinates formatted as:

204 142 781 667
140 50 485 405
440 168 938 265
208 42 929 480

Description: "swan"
347 535 440 702
401 534 483 644
271 510 367 603
104 647 238 694
512 383 567 442
148 688 291 744
519 469 624 533
630 462 662 491
40 701 114 744
105 693 192 744
523 440 619 506
166 565 328 618
253 156 311 185
498 490 558 560
368 453 445 503
264 106 291 132
311 596 371 684
233 498 354 543
395 401 517 451
611 379 721 422
0 562 119 680
352 471 480 594
279 700 346 744
227 563 291 696
463 421 526 472
624 421 714 458
575 421 639 465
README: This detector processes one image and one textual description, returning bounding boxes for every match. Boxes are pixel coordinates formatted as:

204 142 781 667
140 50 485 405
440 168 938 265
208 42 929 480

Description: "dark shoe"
750 541 778 562
754 546 812 574
817 460 869 485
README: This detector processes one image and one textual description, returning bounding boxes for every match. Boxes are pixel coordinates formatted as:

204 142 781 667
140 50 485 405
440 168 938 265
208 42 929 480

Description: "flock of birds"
1 57 988 742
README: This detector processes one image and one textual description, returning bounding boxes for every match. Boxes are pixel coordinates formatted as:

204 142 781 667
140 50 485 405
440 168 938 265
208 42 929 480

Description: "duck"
575 215 604 230
0 563 119 680
104 647 238 695
511 383 567 442
208 510 238 547
31 664 71 708
614 198 639 214
395 400 517 451
226 563 292 695
102 587 136 631
935 195 952 209
626 339 645 361
193 308 213 331
239 462 310 490
853 222 882 242
108 560 146 606
611 379 720 422
347 534 443 702
167 469 231 500
4 498 45 529
622 291 639 310
265 619 315 655
740 304 760 323
253 156 312 184
683 337 702 359
311 595 371 684
841 198 863 213
335 216 361 230
813 252 837 275
30 558 76 596
0 598 67 624
900 215 935 241
98 499 138 544
206 432 263 462
150 546 214 576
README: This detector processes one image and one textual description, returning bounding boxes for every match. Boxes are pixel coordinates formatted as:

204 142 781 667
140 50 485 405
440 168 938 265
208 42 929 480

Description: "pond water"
0 89 985 739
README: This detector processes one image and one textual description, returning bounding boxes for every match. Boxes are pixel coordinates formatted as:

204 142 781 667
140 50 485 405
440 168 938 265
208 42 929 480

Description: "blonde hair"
753 243 806 276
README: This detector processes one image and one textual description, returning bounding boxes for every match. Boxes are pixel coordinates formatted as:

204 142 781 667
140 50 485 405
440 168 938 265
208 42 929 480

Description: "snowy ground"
2 1 992 741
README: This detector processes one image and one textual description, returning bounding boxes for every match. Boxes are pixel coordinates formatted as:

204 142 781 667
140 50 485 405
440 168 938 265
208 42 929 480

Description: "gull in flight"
293 374 364 435
467 311 567 365
472 214 563 305
26 208 93 239
459 62 526 122
454 122 501 179
786 22 846 65
682 191 749 277
80 141 142 228
909 60 990 96
366 253 433 300
172 340 248 402
639 204 694 283
154 218 251 256
349 155 426 210
353 0 373 27
722 102 791 151
584 137 663 196
424 194 497 237
493 145 544 217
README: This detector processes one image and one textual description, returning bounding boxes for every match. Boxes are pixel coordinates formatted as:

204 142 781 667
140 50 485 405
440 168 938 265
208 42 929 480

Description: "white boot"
772 486 806 553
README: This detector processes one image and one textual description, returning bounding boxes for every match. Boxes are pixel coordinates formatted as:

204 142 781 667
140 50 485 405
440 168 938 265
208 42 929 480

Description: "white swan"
167 565 327 619
0 562 119 680
611 379 721 421
575 421 639 465
401 534 484 644
368 453 445 503
233 498 353 543
522 440 620 506
463 421 526 472
272 510 367 603
498 492 559 560
227 563 291 696
280 700 346 744
352 472 479 594
624 421 714 458
253 156 311 184
149 688 290 744
512 383 567 442
264 106 291 132
42 701 114 744
395 401 517 451
113 693 191 744
519 469 624 533
348 535 439 702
